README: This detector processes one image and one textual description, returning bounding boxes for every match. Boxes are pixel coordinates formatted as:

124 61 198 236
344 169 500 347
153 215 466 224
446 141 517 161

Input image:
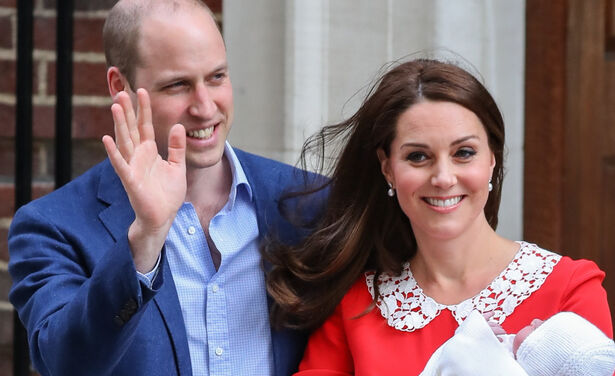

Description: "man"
8 1 321 375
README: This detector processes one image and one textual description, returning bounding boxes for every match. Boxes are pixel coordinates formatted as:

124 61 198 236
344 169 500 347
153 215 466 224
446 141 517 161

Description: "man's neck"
185 155 233 224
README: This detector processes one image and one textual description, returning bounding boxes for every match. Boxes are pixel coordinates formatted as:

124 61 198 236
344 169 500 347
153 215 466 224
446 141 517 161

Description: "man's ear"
377 148 394 185
107 66 129 98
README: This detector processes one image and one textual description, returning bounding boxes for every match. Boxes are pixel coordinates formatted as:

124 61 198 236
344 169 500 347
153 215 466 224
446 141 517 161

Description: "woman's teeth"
425 196 462 207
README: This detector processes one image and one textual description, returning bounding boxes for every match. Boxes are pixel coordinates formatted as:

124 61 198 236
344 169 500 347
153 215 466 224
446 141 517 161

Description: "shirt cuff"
135 254 162 289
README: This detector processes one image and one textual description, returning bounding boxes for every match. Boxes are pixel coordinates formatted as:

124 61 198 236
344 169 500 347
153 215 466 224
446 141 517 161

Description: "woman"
265 59 613 375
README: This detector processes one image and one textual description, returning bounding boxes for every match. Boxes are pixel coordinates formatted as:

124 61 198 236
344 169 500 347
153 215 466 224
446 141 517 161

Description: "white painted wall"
224 0 525 239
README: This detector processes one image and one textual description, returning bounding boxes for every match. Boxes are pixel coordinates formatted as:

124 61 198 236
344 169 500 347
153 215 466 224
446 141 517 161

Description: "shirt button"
212 284 219 293
215 347 223 356
187 226 196 235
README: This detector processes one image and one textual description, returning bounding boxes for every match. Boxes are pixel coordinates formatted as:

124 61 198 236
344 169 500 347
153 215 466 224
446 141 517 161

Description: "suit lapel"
97 160 134 242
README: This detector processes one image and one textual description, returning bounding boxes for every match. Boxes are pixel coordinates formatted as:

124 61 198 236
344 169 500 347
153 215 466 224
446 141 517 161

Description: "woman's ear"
107 66 129 98
489 151 496 177
377 148 394 185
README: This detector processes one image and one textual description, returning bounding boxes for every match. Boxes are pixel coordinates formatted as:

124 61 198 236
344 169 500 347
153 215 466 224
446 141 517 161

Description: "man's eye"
210 72 227 83
165 81 186 90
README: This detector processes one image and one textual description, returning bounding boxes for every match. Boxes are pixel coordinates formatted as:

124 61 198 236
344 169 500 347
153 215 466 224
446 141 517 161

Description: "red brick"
0 104 14 138
0 15 13 50
33 140 53 179
32 182 54 200
5 103 113 153
0 136 59 183
32 60 46 97
0 308 12 348
11 139 53 180
74 62 109 95
74 18 106 53
0 228 7 263
32 105 54 138
4 105 70 140
17 104 114 140
0 345 12 376
0 139 14 177
8 181 54 211
0 267 10 301
73 105 113 139
0 0 16 8
0 229 7 263
72 139 107 175
0 183 14 217
35 17 107 54
0 60 16 94
48 61 109 96
34 16 55 51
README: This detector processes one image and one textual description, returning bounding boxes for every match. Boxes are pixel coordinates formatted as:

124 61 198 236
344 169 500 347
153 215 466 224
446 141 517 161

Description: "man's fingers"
102 134 130 179
111 102 134 159
115 91 140 147
137 89 156 142
167 124 186 166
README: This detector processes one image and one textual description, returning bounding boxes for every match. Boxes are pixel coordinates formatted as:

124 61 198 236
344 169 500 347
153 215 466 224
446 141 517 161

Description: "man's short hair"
102 0 215 88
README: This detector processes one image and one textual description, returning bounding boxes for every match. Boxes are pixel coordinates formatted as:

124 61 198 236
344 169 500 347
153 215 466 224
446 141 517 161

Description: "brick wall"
0 0 222 374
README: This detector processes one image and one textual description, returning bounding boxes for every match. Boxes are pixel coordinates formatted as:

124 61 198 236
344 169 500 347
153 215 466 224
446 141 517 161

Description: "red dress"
296 242 613 376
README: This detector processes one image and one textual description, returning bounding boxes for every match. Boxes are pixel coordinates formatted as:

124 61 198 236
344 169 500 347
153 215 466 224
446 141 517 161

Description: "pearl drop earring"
488 179 493 192
387 182 395 197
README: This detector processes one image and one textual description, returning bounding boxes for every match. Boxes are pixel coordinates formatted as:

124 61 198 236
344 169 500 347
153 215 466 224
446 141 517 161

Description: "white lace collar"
365 242 561 332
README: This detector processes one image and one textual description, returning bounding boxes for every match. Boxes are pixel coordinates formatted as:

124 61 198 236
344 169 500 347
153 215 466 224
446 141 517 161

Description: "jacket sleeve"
558 258 613 338
8 202 163 375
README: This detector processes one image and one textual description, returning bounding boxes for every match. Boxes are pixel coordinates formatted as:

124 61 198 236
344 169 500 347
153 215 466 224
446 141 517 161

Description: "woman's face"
378 100 495 241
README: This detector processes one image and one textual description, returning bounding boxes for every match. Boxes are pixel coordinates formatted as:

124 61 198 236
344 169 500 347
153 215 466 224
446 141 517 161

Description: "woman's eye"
406 152 427 163
455 148 477 159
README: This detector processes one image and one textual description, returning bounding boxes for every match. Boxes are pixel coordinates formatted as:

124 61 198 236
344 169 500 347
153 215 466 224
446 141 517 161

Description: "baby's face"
513 318 544 356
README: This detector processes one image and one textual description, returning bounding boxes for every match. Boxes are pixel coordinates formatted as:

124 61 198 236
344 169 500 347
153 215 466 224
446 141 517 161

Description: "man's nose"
189 83 216 118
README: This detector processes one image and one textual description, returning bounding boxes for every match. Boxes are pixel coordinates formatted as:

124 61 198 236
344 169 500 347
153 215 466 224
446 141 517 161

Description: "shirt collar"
224 141 253 207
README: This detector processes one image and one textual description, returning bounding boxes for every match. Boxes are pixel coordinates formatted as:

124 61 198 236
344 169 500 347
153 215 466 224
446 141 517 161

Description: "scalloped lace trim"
365 242 561 332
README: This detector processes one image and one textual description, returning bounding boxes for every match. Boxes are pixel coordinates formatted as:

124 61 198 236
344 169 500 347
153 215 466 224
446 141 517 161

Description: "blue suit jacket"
8 149 321 376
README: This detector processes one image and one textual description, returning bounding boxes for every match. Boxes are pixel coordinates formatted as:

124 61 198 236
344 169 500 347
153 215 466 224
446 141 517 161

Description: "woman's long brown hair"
265 58 506 331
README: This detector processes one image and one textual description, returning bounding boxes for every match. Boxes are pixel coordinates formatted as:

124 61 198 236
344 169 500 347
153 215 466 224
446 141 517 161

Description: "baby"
420 310 615 376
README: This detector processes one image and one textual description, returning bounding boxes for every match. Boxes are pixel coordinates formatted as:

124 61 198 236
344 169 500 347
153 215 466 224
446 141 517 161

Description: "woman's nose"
430 160 457 189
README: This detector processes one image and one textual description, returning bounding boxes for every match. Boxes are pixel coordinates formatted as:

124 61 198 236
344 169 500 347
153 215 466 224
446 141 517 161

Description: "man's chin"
185 151 226 171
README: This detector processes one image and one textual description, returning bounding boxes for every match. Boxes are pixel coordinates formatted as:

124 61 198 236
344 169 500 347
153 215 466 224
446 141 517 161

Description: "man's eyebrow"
212 63 228 72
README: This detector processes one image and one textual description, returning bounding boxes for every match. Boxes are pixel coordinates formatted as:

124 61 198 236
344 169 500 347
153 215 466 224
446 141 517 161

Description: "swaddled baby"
420 311 615 376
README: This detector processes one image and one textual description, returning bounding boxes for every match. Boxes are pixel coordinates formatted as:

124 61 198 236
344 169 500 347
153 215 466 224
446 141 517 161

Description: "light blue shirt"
163 143 273 376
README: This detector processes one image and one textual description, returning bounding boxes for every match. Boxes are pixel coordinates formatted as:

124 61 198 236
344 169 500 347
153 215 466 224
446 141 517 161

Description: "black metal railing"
14 1 74 374
14 0 34 372
55 0 74 188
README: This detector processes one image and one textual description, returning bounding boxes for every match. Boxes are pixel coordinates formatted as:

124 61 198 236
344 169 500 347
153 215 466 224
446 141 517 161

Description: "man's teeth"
425 196 462 207
187 127 213 139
